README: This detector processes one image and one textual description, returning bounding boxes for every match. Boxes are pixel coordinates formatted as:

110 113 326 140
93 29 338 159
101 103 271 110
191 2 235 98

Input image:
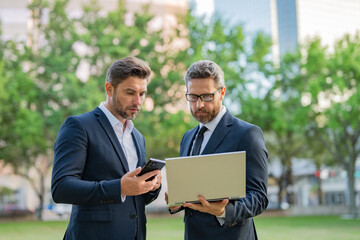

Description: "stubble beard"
111 96 141 121
191 107 219 124
114 104 139 120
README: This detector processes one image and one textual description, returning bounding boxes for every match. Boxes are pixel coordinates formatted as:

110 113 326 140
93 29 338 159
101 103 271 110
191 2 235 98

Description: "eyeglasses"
185 88 222 102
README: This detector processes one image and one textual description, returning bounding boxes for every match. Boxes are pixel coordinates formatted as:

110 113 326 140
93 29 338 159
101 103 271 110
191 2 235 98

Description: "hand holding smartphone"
138 158 165 181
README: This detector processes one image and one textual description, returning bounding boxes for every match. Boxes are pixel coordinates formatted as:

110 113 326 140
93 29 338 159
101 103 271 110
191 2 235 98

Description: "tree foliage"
302 35 360 217
0 0 358 219
0 0 187 218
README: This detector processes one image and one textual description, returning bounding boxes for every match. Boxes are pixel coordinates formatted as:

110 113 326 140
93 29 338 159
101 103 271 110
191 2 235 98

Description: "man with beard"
166 60 268 240
52 57 161 240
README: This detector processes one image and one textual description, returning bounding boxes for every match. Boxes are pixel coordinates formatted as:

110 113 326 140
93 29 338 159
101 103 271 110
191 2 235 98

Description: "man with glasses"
166 60 268 240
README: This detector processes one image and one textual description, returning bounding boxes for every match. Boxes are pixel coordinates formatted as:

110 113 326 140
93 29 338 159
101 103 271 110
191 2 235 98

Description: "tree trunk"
36 173 45 220
285 167 295 205
277 180 282 207
346 159 357 218
317 175 323 205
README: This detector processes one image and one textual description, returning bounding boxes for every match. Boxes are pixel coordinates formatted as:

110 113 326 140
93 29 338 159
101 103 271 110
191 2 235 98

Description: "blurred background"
0 0 359 224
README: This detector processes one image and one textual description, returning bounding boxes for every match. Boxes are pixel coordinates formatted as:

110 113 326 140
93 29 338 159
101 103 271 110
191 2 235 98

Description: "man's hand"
150 171 162 191
183 195 229 216
121 167 160 196
165 191 182 212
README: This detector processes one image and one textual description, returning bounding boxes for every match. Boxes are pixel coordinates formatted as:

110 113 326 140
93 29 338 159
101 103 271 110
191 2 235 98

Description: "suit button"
130 214 137 219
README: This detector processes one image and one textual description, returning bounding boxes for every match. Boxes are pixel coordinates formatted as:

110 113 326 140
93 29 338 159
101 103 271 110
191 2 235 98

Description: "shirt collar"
200 106 227 132
99 102 134 132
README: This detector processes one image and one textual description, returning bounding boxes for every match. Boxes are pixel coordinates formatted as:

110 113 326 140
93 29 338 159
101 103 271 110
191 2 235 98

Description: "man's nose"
196 98 204 108
133 95 142 105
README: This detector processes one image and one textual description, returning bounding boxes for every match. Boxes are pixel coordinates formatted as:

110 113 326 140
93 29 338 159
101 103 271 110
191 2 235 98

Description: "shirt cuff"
168 206 184 214
216 211 226 226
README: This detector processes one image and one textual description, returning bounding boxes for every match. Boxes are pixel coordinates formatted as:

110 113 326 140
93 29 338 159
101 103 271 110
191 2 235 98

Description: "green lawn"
254 215 360 240
0 215 359 240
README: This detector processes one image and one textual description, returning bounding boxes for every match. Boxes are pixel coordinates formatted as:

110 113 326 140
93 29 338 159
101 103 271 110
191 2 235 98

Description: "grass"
0 215 359 240
0 220 67 240
254 215 360 240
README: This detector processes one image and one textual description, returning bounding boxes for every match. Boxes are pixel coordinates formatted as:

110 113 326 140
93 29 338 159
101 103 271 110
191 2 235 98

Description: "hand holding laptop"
165 192 229 217
183 195 229 216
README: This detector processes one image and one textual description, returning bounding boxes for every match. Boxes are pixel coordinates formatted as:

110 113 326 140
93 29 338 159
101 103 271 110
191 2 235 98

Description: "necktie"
191 126 207 156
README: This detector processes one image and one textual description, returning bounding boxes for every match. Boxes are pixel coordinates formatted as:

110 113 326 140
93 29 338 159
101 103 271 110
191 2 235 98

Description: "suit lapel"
202 111 233 155
132 130 146 168
94 107 130 172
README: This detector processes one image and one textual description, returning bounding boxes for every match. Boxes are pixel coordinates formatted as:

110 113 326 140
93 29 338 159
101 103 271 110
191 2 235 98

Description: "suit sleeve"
51 116 122 205
143 186 161 205
138 134 162 205
223 125 268 227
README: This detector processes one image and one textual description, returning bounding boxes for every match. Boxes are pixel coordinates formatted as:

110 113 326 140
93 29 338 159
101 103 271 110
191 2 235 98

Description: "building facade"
214 0 360 62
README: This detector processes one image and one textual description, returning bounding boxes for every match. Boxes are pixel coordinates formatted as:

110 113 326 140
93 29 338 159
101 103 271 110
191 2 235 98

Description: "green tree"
0 0 84 219
303 35 360 217
0 35 48 218
0 0 190 219
259 49 310 206
299 38 334 206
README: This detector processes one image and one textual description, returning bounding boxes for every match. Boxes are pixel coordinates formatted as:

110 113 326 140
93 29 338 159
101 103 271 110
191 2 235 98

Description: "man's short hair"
106 57 151 89
184 60 225 89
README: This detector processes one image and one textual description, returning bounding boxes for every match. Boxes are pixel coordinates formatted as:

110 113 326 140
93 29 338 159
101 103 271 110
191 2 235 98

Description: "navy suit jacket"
51 107 160 240
180 110 268 240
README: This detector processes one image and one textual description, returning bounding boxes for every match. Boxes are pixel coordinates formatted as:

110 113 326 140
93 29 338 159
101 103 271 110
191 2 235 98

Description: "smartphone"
138 158 166 181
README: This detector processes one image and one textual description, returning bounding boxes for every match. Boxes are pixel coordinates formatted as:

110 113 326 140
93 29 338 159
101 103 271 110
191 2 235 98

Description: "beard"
190 107 220 124
111 94 141 121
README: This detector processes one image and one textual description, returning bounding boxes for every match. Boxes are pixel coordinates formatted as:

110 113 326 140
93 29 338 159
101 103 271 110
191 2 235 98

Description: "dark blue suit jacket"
51 107 160 240
180 110 268 240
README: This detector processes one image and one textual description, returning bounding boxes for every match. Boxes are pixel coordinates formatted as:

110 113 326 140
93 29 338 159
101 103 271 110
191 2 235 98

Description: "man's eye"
188 95 197 100
202 95 212 101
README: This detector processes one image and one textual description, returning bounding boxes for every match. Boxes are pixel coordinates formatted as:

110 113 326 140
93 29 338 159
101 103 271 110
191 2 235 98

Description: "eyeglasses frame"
185 88 222 102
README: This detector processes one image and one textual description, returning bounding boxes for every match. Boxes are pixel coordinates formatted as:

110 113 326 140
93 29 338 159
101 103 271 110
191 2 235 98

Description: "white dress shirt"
99 103 138 201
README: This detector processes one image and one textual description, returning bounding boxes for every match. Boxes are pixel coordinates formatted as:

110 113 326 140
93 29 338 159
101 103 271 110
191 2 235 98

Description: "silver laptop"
165 151 246 207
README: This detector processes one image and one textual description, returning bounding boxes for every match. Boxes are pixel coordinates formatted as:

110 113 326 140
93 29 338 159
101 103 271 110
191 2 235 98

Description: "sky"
193 0 214 16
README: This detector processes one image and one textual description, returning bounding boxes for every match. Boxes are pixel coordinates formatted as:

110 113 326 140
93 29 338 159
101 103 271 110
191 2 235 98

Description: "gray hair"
106 57 151 89
184 60 225 89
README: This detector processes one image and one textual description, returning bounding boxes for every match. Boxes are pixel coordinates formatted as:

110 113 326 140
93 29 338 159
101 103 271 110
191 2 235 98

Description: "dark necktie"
191 126 207 156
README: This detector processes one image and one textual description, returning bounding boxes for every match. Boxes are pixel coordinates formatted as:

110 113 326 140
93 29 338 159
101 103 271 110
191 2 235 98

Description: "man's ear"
220 86 226 100
105 82 113 96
